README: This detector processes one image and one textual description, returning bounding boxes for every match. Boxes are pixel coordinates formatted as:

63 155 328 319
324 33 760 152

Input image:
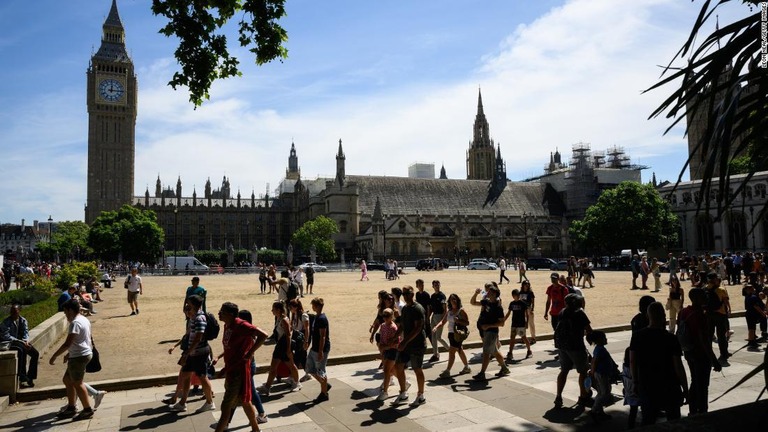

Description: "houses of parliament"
85 1 645 261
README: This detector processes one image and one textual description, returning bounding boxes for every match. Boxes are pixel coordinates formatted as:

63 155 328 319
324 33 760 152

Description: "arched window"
399 221 406 233
756 184 767 199
390 241 400 255
339 220 347 233
696 214 714 251
728 212 747 249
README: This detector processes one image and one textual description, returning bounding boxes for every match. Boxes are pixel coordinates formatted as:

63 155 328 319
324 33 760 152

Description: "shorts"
305 350 329 378
448 332 463 348
182 353 210 377
221 369 247 406
482 331 499 357
306 277 314 285
746 315 759 330
559 348 589 374
66 354 91 382
511 327 527 338
383 348 398 361
127 290 139 303
272 337 290 362
396 346 425 369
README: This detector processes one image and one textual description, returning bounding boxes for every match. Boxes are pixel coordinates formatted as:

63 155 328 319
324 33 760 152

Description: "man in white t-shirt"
49 299 94 420
499 257 510 284
124 267 143 315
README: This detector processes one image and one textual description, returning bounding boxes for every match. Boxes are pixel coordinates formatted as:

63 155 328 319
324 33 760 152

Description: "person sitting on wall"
0 304 40 388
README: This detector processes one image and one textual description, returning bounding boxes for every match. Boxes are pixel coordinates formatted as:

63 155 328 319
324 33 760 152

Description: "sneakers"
56 405 77 418
130 311 136 316
529 338 536 345
577 396 595 407
136 309 140 314
189 387 204 396
161 397 176 405
300 374 312 383
459 365 472 375
291 381 302 392
376 390 389 401
409 394 426 406
472 372 487 381
526 350 533 359
428 354 440 363
199 402 216 411
495 367 510 377
505 352 514 363
438 369 451 379
94 391 107 409
391 392 409 405
553 396 563 408
313 392 329 403
256 384 270 396
256 415 268 424
169 402 187 412
72 408 94 421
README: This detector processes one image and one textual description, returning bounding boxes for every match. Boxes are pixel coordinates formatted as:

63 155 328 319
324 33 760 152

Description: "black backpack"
705 288 723 313
204 312 220 341
287 281 299 300
554 314 578 350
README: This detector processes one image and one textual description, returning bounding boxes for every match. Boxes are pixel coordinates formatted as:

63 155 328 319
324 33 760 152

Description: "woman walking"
360 260 369 281
666 276 684 333
257 302 300 395
520 281 536 344
433 293 471 378
289 299 311 383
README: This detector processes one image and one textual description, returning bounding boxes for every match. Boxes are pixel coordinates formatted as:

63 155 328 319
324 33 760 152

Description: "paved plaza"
1 320 765 432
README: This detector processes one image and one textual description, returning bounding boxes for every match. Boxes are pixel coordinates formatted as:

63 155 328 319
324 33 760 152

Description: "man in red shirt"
544 273 569 332
677 288 721 415
214 302 269 432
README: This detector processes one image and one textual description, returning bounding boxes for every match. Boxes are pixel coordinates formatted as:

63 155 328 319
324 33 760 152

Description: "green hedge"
0 296 59 330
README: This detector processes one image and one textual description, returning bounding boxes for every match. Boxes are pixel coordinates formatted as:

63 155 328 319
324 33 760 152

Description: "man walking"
470 283 510 381
186 276 207 312
214 302 268 432
553 293 592 408
704 273 731 363
392 286 427 406
49 299 94 420
499 257 510 284
306 298 332 403
678 288 722 415
124 267 143 315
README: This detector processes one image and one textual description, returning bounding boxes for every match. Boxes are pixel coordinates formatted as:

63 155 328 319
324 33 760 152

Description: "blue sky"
0 0 749 224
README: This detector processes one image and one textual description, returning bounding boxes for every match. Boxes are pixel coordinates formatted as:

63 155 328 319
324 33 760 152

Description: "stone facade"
659 171 768 254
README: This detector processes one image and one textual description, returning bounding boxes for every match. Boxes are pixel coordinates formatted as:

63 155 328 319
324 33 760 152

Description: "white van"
168 257 210 275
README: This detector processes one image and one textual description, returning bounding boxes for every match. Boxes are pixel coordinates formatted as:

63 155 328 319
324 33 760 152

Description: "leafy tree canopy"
569 182 678 254
291 216 339 261
37 220 91 261
151 0 288 106
88 205 165 262
645 0 767 220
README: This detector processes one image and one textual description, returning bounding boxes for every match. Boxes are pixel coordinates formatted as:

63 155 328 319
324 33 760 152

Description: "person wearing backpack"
703 272 731 363
168 295 215 412
553 293 593 409
677 288 721 415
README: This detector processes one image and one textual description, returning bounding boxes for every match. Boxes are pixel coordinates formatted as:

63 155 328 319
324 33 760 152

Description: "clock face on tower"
98 78 124 102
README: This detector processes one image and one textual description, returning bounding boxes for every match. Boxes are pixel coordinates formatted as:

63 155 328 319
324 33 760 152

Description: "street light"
749 206 755 251
174 208 179 271
47 215 53 246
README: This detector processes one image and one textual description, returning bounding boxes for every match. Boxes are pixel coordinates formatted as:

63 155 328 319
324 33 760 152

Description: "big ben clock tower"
85 0 137 224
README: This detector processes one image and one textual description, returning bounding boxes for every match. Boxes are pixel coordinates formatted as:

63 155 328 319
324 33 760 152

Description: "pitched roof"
347 175 554 217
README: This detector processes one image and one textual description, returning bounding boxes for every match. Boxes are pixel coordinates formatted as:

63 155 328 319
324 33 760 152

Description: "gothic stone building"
89 2 572 261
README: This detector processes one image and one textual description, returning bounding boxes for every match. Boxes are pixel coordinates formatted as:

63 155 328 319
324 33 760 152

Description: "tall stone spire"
439 164 447 179
286 141 300 180
466 88 496 180
336 139 346 188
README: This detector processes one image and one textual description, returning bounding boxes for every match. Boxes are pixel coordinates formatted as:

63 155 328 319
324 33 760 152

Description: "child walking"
503 289 532 362
586 330 614 423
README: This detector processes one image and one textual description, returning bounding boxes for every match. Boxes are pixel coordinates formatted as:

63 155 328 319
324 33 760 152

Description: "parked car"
525 257 556 270
299 262 327 272
416 258 450 271
365 261 386 271
550 260 568 271
467 259 498 270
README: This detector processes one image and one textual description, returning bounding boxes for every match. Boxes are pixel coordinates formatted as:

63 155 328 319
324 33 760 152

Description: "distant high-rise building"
408 163 435 179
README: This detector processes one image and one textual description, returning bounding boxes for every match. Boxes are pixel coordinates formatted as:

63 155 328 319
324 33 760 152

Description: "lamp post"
522 212 529 257
174 208 179 271
47 215 53 246
749 206 755 251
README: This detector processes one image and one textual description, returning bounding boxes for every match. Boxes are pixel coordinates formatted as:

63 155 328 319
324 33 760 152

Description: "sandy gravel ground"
34 268 746 387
